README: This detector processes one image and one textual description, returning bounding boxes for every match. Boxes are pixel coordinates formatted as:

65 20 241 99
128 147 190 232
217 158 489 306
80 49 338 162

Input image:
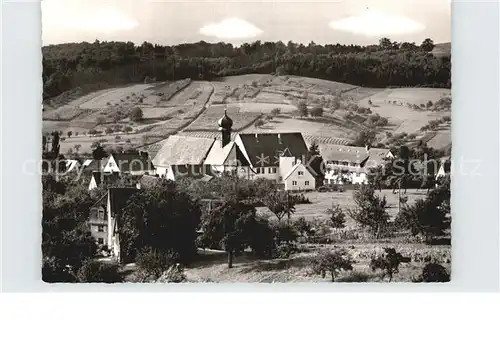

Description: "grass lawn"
286 190 428 226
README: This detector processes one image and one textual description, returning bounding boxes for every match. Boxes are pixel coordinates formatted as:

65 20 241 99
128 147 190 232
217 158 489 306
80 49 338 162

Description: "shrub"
297 100 308 117
413 263 450 282
135 247 179 282
96 116 106 124
105 127 113 134
339 271 371 282
426 100 433 108
271 108 281 117
310 106 324 117
254 119 265 128
369 247 411 282
76 260 123 283
310 249 354 282
124 126 133 133
156 264 186 283
327 205 346 229
115 136 121 141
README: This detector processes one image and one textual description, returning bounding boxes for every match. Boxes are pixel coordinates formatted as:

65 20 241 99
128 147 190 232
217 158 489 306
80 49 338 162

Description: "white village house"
89 187 139 259
102 152 154 176
320 145 393 185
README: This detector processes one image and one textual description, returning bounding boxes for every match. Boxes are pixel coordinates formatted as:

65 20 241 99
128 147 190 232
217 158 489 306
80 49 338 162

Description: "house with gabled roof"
88 171 121 191
152 135 215 180
88 187 139 258
320 145 393 185
282 160 316 191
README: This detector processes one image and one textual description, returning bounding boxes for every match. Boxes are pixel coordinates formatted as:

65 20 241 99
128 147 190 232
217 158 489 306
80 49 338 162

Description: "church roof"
236 133 308 167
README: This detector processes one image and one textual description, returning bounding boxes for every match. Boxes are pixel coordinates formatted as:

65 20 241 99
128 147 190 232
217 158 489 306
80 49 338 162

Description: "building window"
341 162 348 166
298 171 304 176
261 168 265 174
98 209 105 220
351 163 358 167
98 238 104 245
332 161 339 165
256 168 261 174
292 181 297 186
268 167 272 174
305 181 310 186
98 225 105 232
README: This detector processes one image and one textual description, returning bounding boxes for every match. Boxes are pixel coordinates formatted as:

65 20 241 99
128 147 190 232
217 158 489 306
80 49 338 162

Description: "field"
44 74 452 155
258 190 427 227
178 243 450 283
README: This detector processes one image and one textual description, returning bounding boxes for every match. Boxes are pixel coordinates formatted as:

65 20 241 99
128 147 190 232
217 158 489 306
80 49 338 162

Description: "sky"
41 0 451 46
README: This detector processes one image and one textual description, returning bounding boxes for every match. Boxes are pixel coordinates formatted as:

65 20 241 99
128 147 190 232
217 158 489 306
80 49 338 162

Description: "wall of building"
325 171 368 185
90 223 108 246
103 155 120 173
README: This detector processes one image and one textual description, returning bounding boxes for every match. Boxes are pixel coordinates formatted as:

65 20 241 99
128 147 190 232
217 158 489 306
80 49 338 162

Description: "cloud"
329 10 425 37
200 18 262 40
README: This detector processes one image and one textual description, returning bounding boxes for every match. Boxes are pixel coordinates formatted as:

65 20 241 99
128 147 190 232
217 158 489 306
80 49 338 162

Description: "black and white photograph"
41 0 452 283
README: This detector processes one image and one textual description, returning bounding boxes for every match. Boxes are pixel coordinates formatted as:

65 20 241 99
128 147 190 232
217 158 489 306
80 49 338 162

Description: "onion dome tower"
218 108 233 147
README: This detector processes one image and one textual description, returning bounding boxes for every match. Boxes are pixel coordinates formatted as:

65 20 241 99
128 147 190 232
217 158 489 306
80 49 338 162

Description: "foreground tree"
310 249 354 282
118 180 201 264
42 176 99 281
369 247 411 282
264 190 297 222
199 200 257 268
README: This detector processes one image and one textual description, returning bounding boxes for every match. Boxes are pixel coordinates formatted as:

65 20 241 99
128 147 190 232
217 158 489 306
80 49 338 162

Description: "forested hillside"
42 38 451 100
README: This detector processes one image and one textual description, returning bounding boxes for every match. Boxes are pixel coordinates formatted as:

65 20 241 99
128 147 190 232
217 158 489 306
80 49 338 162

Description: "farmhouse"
152 135 215 180
282 161 316 191
102 152 154 176
320 145 393 185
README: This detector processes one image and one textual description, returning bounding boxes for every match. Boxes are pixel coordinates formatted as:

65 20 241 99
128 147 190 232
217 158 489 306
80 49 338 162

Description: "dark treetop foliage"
307 142 325 187
118 179 201 264
43 38 450 100
42 175 100 282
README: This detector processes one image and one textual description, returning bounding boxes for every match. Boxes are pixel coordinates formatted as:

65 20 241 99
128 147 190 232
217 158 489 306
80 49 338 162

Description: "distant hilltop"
432 43 451 57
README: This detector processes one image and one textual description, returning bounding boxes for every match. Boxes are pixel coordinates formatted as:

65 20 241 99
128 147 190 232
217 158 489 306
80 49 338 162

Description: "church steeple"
217 108 233 147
